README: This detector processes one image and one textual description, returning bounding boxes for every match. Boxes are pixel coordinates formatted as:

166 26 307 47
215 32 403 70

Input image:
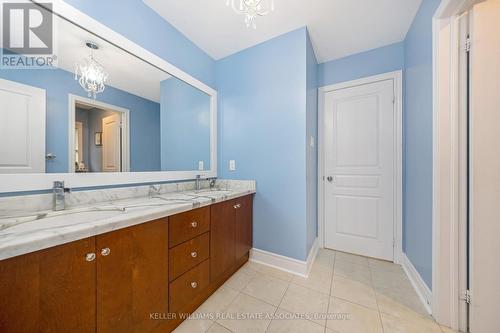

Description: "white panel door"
469 1 500 331
0 78 46 173
324 79 395 260
102 113 121 172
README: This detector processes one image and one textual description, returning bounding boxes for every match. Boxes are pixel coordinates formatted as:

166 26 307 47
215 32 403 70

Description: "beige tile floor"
174 249 460 333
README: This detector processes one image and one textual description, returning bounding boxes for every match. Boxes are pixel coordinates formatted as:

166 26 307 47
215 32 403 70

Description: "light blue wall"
160 78 211 171
0 68 161 173
403 0 441 289
306 31 318 254
217 28 309 261
63 0 215 88
318 42 405 87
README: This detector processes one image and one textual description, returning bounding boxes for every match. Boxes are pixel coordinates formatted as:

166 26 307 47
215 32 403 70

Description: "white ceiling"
143 0 422 63
0 11 171 102
54 15 170 102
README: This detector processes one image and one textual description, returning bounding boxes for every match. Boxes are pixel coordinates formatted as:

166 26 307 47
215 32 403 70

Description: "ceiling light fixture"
75 42 108 99
226 0 275 29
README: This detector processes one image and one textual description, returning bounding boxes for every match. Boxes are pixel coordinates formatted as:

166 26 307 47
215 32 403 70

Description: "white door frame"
318 70 403 264
69 94 130 173
432 0 483 330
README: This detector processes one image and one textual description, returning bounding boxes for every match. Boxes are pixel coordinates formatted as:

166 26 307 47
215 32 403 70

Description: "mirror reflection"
0 8 211 174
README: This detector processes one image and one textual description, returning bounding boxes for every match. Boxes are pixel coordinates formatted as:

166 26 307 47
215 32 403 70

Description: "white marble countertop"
0 186 255 261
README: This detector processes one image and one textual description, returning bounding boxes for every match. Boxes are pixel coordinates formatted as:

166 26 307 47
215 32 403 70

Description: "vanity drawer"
169 207 210 248
169 260 209 313
169 232 210 281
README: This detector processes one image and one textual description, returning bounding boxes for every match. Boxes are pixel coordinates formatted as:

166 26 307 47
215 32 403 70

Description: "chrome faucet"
53 181 71 211
195 175 202 191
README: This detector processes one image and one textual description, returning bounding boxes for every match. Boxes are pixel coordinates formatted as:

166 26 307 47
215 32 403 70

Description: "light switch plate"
229 160 236 171
198 161 204 171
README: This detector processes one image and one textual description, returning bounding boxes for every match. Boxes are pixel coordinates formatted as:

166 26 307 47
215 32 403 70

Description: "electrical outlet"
198 160 204 171
229 160 236 171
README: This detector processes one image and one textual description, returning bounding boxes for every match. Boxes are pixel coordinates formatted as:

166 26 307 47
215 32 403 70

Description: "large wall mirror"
0 1 216 193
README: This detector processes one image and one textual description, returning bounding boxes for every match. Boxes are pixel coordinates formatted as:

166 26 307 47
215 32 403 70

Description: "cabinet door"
210 199 236 281
235 195 253 260
96 218 169 333
0 238 96 333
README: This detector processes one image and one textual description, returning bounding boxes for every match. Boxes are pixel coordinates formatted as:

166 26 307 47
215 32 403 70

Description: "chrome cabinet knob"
191 221 198 228
101 248 111 256
191 281 198 289
191 251 198 258
85 253 96 262
234 204 241 209
327 176 334 183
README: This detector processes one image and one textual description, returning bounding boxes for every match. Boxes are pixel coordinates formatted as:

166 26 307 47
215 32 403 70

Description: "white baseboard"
250 238 319 278
402 253 433 314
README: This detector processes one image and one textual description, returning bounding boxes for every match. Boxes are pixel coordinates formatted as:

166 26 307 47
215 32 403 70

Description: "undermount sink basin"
191 189 232 195
0 208 125 234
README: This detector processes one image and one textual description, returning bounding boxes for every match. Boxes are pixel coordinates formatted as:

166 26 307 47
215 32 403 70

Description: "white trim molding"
317 70 403 264
402 253 433 314
0 0 218 193
432 0 483 330
68 94 131 173
250 238 319 278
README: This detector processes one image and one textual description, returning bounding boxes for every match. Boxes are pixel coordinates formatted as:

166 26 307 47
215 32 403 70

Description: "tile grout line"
324 252 336 333
263 274 291 333
210 280 244 333
369 263 387 333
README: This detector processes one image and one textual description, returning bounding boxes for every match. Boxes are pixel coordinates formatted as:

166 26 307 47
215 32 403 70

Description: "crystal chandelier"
75 42 108 99
226 0 275 29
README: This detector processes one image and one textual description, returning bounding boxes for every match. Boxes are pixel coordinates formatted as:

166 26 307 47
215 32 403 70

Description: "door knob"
101 248 111 256
327 176 334 182
85 253 96 262
191 251 198 258
191 221 198 228
191 281 198 289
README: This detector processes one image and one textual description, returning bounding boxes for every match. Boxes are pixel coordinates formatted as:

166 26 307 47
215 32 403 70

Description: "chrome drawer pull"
191 251 198 258
191 221 198 228
101 248 111 256
233 204 241 209
191 281 198 289
85 253 96 262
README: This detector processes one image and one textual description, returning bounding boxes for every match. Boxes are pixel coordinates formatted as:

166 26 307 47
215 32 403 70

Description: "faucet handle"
53 180 64 188
53 181 71 193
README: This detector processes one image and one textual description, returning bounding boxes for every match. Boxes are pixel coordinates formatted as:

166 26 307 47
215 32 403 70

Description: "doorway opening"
69 94 130 173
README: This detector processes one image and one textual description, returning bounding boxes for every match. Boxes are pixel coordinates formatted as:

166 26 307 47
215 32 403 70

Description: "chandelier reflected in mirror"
75 42 108 99
226 0 275 29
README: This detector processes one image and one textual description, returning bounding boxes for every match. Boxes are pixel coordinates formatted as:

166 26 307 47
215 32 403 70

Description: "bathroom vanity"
0 2 253 331
0 182 254 333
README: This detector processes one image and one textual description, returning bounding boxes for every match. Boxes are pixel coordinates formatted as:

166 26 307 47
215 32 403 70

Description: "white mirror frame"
0 0 217 193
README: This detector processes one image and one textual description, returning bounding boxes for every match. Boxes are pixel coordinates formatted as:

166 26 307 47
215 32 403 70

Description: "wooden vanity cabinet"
96 219 169 333
0 238 97 333
210 199 237 281
211 195 254 282
0 220 169 333
0 194 254 333
235 195 253 260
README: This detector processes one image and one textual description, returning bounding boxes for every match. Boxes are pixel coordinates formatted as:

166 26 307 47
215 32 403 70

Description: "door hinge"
461 290 471 304
465 37 471 53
